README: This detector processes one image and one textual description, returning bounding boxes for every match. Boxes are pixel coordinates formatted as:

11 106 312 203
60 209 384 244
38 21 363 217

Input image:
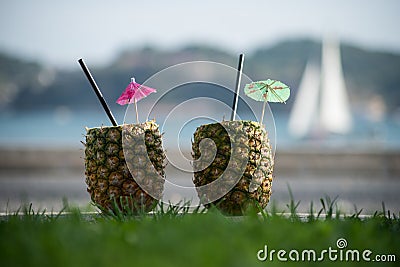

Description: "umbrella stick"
260 98 267 126
134 98 139 124
78 58 118 126
230 54 245 121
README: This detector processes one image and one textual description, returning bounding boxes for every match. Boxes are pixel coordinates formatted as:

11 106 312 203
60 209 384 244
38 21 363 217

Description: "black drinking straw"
78 58 118 126
230 54 244 121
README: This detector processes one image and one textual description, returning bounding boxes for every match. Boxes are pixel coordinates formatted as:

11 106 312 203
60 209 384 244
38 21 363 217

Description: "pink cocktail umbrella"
116 77 157 123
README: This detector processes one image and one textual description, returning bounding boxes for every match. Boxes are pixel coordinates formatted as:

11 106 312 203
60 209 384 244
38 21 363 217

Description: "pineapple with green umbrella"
192 78 290 215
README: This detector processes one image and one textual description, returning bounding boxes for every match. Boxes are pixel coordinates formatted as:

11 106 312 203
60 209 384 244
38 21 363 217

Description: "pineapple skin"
192 121 274 215
84 121 165 213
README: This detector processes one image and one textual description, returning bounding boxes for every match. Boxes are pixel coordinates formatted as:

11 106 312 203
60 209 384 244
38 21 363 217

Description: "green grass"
1 199 399 267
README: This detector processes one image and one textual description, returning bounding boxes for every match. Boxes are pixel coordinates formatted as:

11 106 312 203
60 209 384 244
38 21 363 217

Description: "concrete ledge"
0 147 399 177
0 148 85 171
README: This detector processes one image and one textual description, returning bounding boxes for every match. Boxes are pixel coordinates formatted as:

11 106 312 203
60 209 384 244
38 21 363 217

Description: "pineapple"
84 120 165 213
192 120 273 215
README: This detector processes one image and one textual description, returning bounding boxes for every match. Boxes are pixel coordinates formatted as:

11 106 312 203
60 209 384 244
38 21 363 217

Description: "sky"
0 0 399 69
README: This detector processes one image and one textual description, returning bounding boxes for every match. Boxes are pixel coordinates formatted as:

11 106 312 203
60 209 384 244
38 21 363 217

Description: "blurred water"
1 170 399 214
1 109 400 149
0 170 89 212
0 110 123 148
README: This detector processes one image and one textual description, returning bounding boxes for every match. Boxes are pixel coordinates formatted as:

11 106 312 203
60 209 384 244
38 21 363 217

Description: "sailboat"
288 38 352 139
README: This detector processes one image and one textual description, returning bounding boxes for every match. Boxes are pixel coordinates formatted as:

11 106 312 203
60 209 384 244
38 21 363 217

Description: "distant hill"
1 39 400 114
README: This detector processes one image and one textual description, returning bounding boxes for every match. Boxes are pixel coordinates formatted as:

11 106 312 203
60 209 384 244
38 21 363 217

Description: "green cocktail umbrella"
244 79 290 125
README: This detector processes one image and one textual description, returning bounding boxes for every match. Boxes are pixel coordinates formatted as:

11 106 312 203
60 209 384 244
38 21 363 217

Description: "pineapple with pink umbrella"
79 58 165 214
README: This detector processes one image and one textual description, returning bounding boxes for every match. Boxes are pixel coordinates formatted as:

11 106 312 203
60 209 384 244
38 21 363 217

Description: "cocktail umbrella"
116 77 157 123
244 79 290 125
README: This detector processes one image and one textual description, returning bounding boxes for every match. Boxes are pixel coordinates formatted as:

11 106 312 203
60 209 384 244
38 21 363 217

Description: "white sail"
289 38 352 138
320 38 352 134
288 61 320 138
